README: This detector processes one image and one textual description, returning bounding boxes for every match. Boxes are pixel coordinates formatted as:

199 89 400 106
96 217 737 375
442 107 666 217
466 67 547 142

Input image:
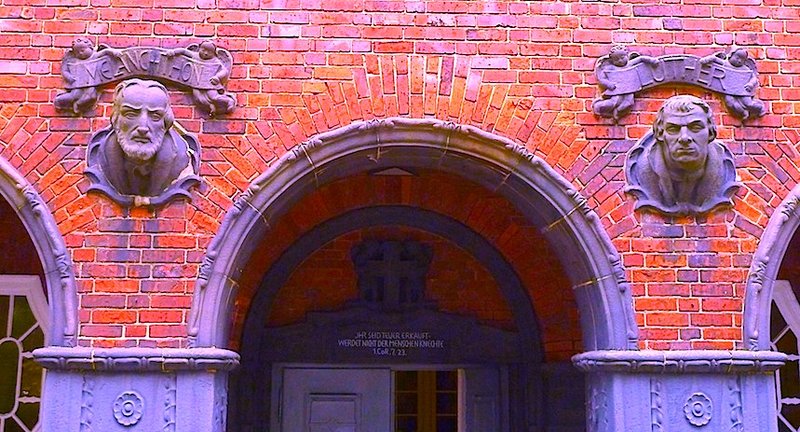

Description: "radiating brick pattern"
0 0 798 349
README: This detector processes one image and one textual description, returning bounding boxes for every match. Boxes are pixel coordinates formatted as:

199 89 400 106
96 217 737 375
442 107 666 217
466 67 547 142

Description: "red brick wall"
0 0 797 350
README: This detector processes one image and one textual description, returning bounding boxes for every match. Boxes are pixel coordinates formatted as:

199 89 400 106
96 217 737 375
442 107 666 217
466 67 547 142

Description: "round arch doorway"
190 119 639 431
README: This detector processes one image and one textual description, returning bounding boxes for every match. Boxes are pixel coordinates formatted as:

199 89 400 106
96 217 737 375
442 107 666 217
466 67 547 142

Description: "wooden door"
278 367 393 432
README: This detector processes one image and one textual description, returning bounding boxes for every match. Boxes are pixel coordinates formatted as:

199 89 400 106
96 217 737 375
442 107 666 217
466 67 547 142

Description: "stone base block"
33 347 239 432
574 350 786 432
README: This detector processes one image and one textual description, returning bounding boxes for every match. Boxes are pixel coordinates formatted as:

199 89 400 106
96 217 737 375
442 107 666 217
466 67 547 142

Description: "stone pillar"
573 350 785 432
33 347 239 432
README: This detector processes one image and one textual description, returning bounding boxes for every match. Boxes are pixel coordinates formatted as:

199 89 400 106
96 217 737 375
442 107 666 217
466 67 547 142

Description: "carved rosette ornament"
55 39 235 116
593 45 765 121
684 393 713 427
113 391 144 427
625 95 740 216
85 79 201 208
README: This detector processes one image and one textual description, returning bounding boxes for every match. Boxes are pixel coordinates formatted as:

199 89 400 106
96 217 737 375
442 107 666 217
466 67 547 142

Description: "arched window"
771 280 800 432
0 275 47 432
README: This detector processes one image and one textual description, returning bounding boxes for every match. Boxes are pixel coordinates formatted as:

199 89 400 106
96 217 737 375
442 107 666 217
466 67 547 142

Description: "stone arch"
188 118 639 352
0 157 78 347
744 185 800 350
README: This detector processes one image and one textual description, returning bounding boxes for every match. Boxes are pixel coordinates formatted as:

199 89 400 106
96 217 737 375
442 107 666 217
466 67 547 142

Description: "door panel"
279 368 392 432
463 368 506 432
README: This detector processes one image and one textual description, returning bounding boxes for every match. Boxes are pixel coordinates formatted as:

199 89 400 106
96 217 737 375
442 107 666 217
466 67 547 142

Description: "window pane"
20 357 42 398
5 416 26 432
436 371 457 391
396 393 417 415
0 340 20 415
20 327 42 353
0 296 8 337
16 402 39 430
396 371 417 391
436 416 457 432
11 297 36 339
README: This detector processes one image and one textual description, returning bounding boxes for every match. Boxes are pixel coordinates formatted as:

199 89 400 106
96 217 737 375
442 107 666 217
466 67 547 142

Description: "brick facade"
2 1 799 431
3 1 796 351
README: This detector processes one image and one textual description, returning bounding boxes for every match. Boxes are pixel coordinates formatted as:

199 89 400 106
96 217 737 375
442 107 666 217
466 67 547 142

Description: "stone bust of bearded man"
625 95 740 215
86 79 200 207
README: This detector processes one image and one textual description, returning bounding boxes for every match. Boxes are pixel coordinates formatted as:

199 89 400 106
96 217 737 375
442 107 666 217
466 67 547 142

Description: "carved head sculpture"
608 45 629 67
85 78 201 207
111 79 175 163
198 41 218 61
625 95 739 215
652 95 716 176
728 48 748 68
71 37 94 60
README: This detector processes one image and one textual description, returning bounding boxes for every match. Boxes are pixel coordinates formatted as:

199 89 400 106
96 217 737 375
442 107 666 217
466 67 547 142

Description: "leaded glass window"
0 276 47 432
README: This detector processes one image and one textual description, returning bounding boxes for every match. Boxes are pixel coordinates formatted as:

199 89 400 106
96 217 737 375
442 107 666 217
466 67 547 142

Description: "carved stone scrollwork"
587 385 608 432
728 377 744 432
81 376 95 432
593 45 766 121
85 79 202 208
625 95 740 216
55 39 235 116
650 378 664 432
163 375 177 432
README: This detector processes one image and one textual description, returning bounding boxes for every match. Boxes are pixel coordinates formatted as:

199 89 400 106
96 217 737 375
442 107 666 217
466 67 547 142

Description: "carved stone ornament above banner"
85 79 201 208
625 95 740 216
54 38 235 116
593 45 766 121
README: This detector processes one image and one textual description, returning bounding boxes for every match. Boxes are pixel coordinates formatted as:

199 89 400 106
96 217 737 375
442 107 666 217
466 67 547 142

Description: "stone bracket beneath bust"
593 46 766 121
33 347 239 432
54 38 236 116
573 350 785 432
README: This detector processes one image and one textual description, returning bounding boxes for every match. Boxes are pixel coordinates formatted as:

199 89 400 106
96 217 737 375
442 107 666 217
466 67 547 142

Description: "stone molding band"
33 347 240 372
573 350 786 374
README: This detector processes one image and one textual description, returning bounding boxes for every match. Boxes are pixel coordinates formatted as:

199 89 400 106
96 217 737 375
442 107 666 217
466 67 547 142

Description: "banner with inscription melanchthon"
603 55 753 97
65 47 221 90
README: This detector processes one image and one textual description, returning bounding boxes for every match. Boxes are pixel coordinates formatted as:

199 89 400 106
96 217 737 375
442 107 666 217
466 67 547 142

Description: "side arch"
744 185 800 350
0 157 78 347
188 118 639 352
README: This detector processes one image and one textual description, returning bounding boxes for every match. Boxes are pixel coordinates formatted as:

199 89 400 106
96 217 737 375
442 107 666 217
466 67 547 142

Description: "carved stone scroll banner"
625 95 740 216
593 45 766 121
55 38 235 116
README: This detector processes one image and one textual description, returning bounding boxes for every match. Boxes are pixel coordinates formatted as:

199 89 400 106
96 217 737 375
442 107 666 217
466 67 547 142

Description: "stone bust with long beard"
86 79 200 207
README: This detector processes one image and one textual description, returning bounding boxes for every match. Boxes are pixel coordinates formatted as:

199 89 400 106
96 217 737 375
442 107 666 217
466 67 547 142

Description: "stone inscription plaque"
337 330 446 358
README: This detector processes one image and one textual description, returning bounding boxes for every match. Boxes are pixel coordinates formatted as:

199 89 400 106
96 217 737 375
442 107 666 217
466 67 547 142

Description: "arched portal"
189 118 638 350
744 186 800 351
188 118 639 431
0 156 78 432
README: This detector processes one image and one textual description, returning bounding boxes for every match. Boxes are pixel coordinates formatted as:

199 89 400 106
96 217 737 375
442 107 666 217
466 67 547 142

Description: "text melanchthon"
55 38 235 116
